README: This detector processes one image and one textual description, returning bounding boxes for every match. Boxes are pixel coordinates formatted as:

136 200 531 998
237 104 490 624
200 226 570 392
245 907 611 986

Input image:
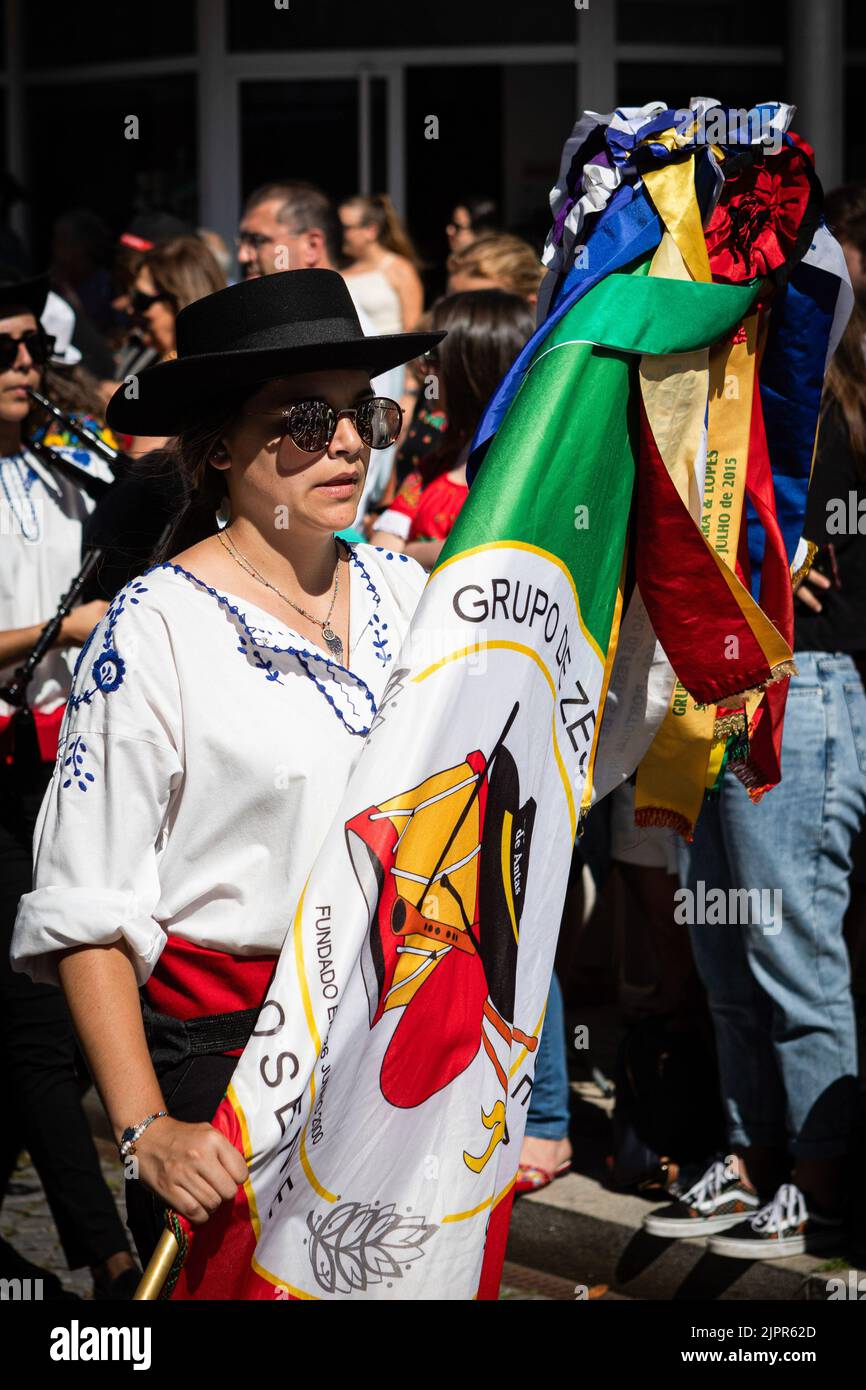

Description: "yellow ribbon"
635 315 765 837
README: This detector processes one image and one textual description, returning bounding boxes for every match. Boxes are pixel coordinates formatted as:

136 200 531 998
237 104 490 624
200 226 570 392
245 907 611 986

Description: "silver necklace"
217 527 345 663
0 451 40 542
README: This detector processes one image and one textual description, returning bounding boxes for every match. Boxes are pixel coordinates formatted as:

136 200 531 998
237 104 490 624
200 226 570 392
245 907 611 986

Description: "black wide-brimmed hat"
0 269 49 320
106 268 444 436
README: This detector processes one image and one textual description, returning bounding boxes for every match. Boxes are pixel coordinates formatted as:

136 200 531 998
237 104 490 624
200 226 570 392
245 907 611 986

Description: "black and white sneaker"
708 1182 845 1260
642 1156 760 1238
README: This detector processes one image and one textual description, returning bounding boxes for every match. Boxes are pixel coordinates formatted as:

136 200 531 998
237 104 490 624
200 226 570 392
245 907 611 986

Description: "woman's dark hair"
822 298 866 473
149 384 253 563
456 197 500 235
38 363 111 420
427 288 533 462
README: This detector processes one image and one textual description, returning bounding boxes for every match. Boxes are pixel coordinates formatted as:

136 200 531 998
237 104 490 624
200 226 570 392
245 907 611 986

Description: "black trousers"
0 757 131 1269
124 1053 238 1268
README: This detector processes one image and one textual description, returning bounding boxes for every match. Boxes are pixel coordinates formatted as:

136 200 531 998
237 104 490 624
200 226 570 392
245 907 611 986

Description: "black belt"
140 995 260 1071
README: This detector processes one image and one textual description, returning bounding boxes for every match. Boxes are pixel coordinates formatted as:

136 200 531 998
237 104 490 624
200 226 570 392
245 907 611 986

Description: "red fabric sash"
0 704 66 765
734 372 796 799
635 399 776 704
144 935 277 1023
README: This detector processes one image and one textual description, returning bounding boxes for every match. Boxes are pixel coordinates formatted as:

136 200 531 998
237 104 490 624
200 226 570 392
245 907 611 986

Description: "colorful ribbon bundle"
470 98 853 839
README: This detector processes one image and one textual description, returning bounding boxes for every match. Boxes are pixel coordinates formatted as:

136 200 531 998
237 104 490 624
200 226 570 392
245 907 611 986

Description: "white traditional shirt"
12 543 427 986
0 443 112 717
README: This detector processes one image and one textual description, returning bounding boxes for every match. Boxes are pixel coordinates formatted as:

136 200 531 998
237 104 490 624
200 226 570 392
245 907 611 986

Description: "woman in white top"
0 270 141 1298
12 268 444 1266
339 197 425 528
339 194 424 333
0 282 111 742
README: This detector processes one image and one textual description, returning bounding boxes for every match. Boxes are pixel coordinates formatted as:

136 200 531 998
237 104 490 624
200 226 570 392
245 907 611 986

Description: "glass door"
241 78 365 206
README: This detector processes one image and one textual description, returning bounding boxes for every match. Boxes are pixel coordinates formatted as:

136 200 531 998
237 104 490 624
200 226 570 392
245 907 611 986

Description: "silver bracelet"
118 1110 169 1160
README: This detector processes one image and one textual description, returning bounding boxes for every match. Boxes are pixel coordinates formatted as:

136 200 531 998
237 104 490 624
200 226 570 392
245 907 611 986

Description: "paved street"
2 1006 861 1301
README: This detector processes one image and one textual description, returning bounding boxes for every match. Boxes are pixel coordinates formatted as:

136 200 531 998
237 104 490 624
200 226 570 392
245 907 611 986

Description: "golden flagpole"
133 1228 180 1301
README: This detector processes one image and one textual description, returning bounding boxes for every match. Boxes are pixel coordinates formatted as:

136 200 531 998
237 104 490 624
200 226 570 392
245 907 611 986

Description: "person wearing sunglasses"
445 196 499 255
122 236 226 459
0 270 144 1299
131 236 225 362
11 269 445 1267
235 183 411 539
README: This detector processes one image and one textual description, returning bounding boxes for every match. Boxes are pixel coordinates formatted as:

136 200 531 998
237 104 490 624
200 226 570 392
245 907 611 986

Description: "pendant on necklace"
322 625 344 662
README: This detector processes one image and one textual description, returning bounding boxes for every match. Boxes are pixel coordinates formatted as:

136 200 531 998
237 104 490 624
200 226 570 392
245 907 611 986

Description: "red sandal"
515 1158 572 1195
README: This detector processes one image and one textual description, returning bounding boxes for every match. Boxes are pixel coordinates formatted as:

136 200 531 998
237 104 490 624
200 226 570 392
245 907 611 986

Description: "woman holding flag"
11 269 443 1265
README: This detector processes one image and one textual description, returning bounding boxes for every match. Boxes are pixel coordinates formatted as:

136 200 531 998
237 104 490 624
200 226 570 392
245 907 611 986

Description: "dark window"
504 65 575 248
240 79 359 205
25 75 197 265
618 0 784 46
844 67 866 181
370 78 388 195
22 0 195 64
229 0 576 50
847 0 866 47
616 63 785 116
405 64 504 301
0 95 28 277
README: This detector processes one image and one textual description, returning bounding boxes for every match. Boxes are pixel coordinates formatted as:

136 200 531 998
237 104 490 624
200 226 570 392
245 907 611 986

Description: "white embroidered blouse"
12 543 427 985
0 444 113 718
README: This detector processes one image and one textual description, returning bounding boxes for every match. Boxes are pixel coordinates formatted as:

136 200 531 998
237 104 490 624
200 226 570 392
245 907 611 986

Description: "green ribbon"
531 260 762 362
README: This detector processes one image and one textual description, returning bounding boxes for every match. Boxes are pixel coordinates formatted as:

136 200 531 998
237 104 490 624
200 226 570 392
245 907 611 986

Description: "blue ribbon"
748 250 838 594
468 185 663 483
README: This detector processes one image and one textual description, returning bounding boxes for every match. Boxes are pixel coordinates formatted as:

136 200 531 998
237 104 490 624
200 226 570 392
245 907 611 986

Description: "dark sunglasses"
246 396 403 452
130 288 174 315
0 329 55 371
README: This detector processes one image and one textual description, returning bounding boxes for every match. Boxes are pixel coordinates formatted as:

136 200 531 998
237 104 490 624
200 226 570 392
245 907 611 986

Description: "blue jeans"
525 972 570 1140
680 652 864 1161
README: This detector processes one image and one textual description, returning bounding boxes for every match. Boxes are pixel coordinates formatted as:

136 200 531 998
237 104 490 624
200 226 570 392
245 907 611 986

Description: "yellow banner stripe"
442 1174 517 1224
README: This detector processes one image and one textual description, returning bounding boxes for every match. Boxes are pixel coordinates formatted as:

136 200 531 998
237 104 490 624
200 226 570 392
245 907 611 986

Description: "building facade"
0 0 858 269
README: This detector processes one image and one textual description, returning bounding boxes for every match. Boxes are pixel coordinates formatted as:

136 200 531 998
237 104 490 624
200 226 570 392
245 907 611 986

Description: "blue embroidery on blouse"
347 545 397 665
60 579 149 793
68 579 149 711
347 543 384 603
237 630 283 682
370 611 391 667
61 734 95 792
147 549 384 736
373 546 410 563
93 649 126 692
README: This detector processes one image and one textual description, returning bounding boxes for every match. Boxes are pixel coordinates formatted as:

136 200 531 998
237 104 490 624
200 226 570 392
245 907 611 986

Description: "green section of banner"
438 260 762 656
438 335 636 652
534 264 760 361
